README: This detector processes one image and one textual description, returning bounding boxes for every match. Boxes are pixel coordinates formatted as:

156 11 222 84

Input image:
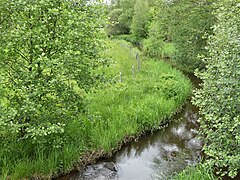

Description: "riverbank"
0 40 192 179
58 101 203 180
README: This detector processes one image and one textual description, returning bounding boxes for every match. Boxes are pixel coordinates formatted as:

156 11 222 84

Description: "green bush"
193 1 240 178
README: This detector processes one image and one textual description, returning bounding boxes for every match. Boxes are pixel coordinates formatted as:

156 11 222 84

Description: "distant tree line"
106 0 215 71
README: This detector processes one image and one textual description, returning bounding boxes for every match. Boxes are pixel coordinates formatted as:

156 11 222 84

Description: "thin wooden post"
136 53 140 72
132 65 135 77
137 58 140 72
136 53 138 60
120 72 122 82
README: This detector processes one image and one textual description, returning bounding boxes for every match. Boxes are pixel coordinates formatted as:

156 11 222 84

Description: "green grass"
172 164 217 180
0 40 192 179
86 41 192 151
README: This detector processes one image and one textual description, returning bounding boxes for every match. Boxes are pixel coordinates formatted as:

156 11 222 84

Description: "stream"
58 75 203 180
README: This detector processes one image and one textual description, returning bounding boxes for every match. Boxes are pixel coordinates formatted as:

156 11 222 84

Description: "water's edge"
56 74 201 180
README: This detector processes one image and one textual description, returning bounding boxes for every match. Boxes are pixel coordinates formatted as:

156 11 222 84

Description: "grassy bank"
0 40 192 179
87 40 192 151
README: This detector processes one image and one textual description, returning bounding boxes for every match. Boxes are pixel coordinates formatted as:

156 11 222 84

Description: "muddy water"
58 103 203 180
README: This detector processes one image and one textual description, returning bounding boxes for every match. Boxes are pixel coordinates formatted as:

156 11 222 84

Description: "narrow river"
58 75 203 180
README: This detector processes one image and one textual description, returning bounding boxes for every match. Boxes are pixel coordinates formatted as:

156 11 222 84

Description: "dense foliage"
166 0 215 71
0 37 192 179
130 0 150 41
106 0 136 36
173 164 216 180
107 0 240 179
1 0 239 179
193 1 240 178
0 0 105 177
107 0 215 71
107 8 127 36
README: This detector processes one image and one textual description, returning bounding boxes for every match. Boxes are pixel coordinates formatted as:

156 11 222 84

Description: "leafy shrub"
0 0 105 177
0 0 104 147
193 1 240 178
114 34 141 46
143 21 164 58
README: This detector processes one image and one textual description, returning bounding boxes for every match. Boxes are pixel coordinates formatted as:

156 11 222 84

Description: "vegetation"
130 0 150 41
107 0 136 36
87 40 192 151
107 0 215 71
0 27 192 179
0 0 105 178
193 1 240 178
164 0 215 71
172 164 216 180
0 0 239 179
107 0 240 178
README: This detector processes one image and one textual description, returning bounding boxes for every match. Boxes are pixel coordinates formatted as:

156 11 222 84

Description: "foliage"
168 0 215 71
106 0 136 36
130 0 150 41
86 40 192 150
107 0 215 71
0 0 105 176
193 1 240 178
142 0 215 71
143 21 165 57
172 164 216 180
118 0 136 34
106 8 128 36
114 34 140 45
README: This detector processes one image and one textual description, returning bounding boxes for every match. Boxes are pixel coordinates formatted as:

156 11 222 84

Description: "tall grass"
0 40 192 179
85 40 191 151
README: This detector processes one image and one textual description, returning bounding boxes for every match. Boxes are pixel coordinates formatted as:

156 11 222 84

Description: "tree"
110 0 120 7
143 21 164 57
131 0 150 41
106 0 135 35
169 0 215 71
0 0 105 147
143 0 215 71
118 0 136 34
193 1 240 177
106 8 128 36
142 0 167 57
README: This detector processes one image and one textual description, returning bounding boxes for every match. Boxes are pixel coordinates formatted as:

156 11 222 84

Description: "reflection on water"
58 103 203 180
